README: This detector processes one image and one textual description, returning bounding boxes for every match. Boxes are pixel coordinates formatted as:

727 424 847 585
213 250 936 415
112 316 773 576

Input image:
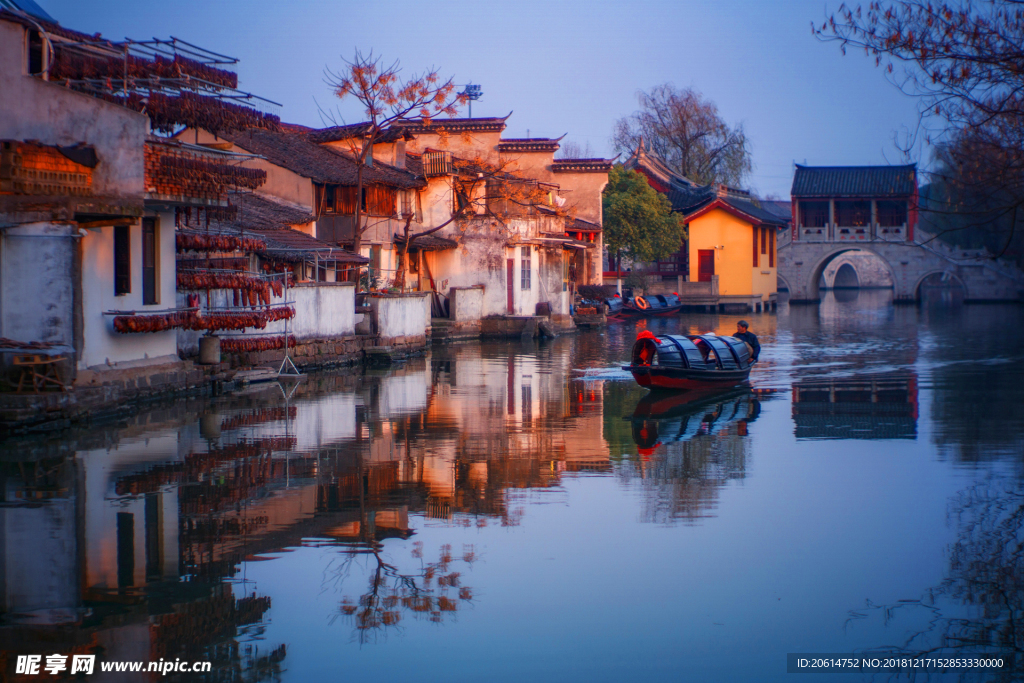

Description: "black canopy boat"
623 330 753 390
605 294 683 320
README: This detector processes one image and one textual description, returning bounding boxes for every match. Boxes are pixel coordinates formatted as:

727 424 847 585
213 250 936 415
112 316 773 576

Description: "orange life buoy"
635 296 649 310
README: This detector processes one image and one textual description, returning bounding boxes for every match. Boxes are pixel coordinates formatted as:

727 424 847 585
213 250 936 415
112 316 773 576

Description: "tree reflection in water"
849 477 1024 680
332 541 475 643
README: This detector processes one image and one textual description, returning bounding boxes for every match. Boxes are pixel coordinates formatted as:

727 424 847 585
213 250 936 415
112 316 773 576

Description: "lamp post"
460 83 483 118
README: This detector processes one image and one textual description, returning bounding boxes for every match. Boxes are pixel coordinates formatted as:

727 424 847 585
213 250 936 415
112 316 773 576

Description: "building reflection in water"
0 340 623 658
623 387 766 524
791 372 919 440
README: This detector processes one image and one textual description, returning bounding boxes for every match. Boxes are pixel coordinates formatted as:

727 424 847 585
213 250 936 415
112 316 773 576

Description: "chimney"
394 139 406 169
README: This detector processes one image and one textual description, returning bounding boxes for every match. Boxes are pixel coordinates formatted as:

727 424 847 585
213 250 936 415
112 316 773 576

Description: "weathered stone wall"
0 357 225 434
367 292 430 342
177 281 356 356
0 222 75 347
450 286 484 322
0 19 147 198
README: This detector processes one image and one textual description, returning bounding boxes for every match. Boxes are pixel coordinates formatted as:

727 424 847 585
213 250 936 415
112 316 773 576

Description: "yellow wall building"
685 190 786 311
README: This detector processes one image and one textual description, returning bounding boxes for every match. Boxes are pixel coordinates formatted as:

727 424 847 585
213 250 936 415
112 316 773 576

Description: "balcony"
797 223 908 243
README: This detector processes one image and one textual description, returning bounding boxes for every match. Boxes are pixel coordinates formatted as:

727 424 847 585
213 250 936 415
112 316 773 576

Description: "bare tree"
392 155 574 290
612 84 752 186
815 1 1024 262
324 50 465 257
557 140 597 159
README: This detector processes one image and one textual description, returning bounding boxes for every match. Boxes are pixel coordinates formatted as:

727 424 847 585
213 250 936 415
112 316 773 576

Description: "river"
2 289 1022 682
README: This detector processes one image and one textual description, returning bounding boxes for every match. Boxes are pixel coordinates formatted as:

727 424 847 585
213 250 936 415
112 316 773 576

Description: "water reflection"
847 477 1024 679
624 387 766 524
791 372 918 440
1 296 1023 681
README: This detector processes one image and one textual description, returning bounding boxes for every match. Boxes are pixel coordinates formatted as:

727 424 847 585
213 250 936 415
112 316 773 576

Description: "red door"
697 250 715 282
507 258 515 313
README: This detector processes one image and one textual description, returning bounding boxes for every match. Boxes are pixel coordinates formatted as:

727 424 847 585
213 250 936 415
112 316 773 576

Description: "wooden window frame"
520 246 531 290
752 225 759 268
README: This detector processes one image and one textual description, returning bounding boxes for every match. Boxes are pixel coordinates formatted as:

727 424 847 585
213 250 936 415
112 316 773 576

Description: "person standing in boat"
734 320 760 363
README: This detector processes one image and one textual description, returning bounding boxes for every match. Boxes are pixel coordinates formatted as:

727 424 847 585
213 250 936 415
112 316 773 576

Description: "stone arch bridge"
778 231 1024 303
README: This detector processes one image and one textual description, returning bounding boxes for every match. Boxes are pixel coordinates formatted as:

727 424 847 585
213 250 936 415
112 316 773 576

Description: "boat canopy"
632 334 707 369
631 333 751 370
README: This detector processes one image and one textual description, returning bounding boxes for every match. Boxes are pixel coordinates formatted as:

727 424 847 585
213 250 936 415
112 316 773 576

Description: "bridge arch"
833 262 859 288
914 269 968 300
777 273 792 293
806 246 899 302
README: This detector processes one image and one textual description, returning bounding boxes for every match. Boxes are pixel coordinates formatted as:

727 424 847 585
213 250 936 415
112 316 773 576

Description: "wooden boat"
605 294 683 320
623 330 753 390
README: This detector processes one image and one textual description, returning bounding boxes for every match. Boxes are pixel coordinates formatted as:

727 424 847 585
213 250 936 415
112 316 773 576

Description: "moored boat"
605 294 683 320
623 330 753 390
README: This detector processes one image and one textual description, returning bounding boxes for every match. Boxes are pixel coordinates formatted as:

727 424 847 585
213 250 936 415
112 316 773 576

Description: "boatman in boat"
734 320 760 363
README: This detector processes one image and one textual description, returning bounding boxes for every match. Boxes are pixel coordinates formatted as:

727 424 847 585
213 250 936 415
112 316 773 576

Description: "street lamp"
460 83 483 118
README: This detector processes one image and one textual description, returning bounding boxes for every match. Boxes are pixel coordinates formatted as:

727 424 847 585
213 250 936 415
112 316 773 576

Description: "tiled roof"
232 192 313 228
224 193 366 262
551 158 614 173
667 185 715 213
217 127 425 189
498 136 564 153
761 199 793 222
567 217 602 233
393 234 458 251
392 114 511 134
721 196 789 226
307 123 408 144
671 186 787 227
623 144 696 191
791 165 916 197
258 228 367 263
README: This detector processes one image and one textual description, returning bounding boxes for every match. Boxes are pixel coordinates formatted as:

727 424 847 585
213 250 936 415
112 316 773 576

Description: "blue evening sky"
38 0 926 197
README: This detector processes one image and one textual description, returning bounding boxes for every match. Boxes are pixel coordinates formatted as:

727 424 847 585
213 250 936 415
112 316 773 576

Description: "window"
752 225 758 268
877 200 907 227
761 225 767 255
320 184 337 213
28 30 43 75
114 224 131 295
142 218 158 304
520 246 531 290
800 201 829 228
836 200 871 227
400 190 415 218
769 228 775 267
363 186 397 216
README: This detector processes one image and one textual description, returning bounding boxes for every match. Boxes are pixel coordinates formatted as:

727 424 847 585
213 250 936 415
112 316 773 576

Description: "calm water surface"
2 290 1023 682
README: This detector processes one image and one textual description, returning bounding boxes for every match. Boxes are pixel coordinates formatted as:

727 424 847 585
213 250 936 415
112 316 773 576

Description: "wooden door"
697 250 715 282
507 258 515 313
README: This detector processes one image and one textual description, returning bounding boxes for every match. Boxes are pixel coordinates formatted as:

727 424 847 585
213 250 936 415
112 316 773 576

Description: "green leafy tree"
602 165 686 269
